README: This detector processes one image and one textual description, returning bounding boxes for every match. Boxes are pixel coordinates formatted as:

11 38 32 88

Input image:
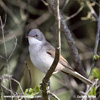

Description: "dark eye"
35 34 38 37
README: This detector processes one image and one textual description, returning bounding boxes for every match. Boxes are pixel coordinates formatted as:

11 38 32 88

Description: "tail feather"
62 68 92 85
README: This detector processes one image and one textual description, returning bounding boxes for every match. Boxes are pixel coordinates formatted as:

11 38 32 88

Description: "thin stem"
24 60 32 93
41 0 61 100
0 16 7 59
66 5 83 20
48 92 60 100
89 1 100 76
8 34 17 61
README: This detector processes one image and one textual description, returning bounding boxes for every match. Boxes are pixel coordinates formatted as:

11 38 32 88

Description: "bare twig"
41 0 48 6
11 78 24 95
0 16 14 100
89 1 100 76
26 12 51 31
1 84 15 96
47 0 87 78
48 92 60 100
12 48 28 91
62 0 69 11
0 0 19 24
0 76 27 100
6 0 45 15
66 5 84 20
0 16 7 59
82 79 98 100
60 14 87 77
24 60 32 93
8 34 17 61
91 0 100 7
0 14 7 29
0 76 24 95
41 0 61 100
0 55 6 60
86 0 98 21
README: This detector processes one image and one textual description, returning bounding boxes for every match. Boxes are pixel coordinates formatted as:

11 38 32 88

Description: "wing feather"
45 42 74 71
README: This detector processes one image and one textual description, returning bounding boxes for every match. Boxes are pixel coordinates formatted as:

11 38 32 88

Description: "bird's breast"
29 45 54 73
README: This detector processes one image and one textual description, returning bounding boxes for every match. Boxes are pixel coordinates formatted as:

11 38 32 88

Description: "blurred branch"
47 0 87 77
0 16 7 59
12 47 28 91
82 79 98 100
41 0 61 100
61 0 69 11
0 55 6 60
60 14 87 77
0 15 18 68
0 76 24 95
0 0 19 24
48 92 60 100
26 12 51 31
24 60 32 93
89 1 100 76
1 84 15 95
86 0 98 21
0 15 15 99
6 0 45 15
8 34 17 61
0 28 23 46
66 5 84 21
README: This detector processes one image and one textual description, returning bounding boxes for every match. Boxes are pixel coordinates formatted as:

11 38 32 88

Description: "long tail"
62 68 92 85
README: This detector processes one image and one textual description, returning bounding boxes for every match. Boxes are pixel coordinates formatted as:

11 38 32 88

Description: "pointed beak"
26 35 31 38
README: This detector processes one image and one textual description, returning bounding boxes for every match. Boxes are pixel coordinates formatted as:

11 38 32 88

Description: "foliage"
24 86 40 98
88 86 96 96
93 54 100 60
92 67 100 80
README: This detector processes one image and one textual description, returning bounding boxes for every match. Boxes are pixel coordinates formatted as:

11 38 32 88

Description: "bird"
27 29 92 85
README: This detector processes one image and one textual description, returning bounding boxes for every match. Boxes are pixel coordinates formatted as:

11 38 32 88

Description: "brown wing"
45 42 74 71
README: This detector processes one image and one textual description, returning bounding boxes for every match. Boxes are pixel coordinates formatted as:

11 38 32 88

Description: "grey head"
28 29 46 41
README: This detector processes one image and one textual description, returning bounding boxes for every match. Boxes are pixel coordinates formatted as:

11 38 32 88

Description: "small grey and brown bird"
27 29 92 85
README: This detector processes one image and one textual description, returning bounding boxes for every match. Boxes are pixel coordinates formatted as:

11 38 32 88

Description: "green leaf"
88 86 96 96
92 67 100 80
93 54 100 60
24 86 40 98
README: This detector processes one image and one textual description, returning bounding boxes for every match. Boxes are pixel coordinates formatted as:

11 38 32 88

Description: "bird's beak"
26 35 33 38
26 35 31 38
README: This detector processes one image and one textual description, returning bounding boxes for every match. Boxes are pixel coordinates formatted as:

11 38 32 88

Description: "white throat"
28 37 42 46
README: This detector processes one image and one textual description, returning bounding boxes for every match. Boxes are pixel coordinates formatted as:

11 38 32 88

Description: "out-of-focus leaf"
92 67 100 80
24 86 40 98
93 54 100 60
88 86 96 96
96 85 100 98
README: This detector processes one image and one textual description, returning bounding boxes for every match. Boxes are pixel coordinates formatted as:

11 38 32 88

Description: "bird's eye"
34 34 38 37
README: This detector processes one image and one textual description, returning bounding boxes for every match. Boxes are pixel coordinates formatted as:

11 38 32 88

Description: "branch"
48 92 60 100
47 0 87 77
40 0 61 100
24 60 32 93
66 5 84 21
89 1 100 76
0 0 19 24
86 0 98 21
0 16 7 59
12 48 28 91
82 79 98 100
60 14 87 77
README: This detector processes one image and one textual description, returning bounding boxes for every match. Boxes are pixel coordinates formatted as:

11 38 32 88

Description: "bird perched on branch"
27 29 92 85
